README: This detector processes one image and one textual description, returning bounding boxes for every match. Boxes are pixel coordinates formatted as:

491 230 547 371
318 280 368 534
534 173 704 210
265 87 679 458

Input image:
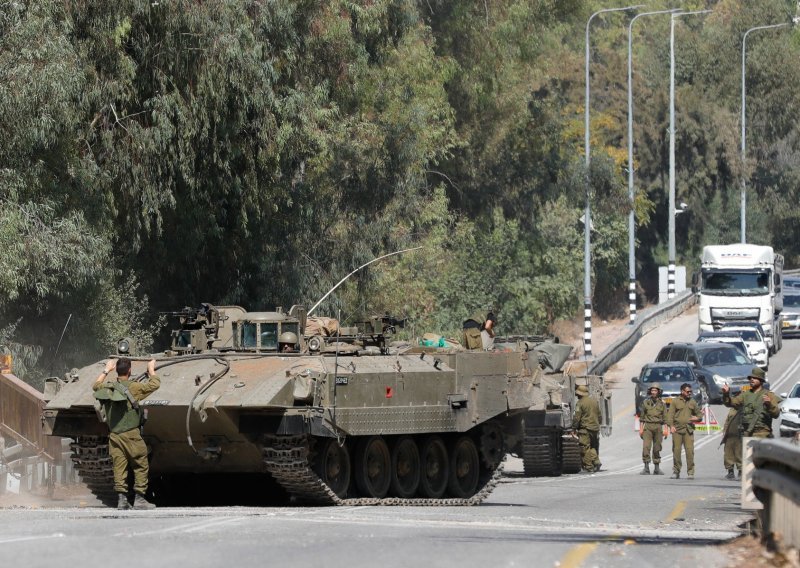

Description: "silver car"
782 292 800 339
779 382 800 437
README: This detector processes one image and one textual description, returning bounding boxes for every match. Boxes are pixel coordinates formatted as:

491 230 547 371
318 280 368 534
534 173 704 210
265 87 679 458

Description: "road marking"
113 515 245 537
613 402 635 422
664 500 686 523
771 352 800 392
558 542 598 568
0 533 65 545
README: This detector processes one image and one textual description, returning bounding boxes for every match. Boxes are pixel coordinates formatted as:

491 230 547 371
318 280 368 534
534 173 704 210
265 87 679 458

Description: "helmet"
748 366 766 382
648 383 663 394
278 331 298 345
575 385 589 397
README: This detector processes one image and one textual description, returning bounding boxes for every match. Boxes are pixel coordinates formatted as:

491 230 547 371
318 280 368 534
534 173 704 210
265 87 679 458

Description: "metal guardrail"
587 290 697 376
749 438 800 548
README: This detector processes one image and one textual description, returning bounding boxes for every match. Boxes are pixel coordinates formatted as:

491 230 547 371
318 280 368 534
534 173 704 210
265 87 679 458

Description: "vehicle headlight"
755 349 766 355
713 374 727 386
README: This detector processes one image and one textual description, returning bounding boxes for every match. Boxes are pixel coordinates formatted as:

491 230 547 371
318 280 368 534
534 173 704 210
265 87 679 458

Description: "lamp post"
668 10 711 300
627 9 678 324
584 5 642 358
740 23 789 244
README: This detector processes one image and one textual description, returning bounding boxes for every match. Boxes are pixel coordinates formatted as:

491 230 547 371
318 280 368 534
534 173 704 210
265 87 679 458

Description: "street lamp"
627 8 678 324
584 4 642 358
740 23 790 244
668 10 711 300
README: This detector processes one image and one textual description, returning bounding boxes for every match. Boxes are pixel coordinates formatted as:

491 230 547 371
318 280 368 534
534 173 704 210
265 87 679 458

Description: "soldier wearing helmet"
638 383 667 475
278 331 299 353
722 366 779 439
572 384 601 472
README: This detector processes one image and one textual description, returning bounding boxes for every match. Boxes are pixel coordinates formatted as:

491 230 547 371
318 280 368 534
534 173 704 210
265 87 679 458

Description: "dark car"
782 292 800 339
631 361 706 413
655 342 753 403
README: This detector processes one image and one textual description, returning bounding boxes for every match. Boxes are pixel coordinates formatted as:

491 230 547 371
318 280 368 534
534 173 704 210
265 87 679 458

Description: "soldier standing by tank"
666 383 701 479
638 384 667 475
93 358 160 510
462 308 496 351
722 367 780 439
720 406 742 480
573 385 601 472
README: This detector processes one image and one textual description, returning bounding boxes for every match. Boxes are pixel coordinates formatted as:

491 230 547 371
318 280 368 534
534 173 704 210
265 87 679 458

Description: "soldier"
638 383 667 475
720 406 742 480
93 358 161 510
666 382 701 479
278 331 299 353
722 366 780 439
573 385 601 472
462 309 497 351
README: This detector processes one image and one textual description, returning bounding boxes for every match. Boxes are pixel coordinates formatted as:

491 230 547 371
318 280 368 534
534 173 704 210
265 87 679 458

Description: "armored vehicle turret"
43 305 609 506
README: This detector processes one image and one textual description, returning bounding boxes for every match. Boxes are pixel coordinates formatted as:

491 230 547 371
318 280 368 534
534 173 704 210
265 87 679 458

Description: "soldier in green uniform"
720 406 742 480
666 382 701 479
572 385 601 472
722 367 780 439
462 309 496 351
93 357 161 510
638 383 667 475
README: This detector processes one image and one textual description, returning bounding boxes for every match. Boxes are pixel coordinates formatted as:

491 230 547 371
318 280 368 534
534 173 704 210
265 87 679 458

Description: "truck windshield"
702 271 768 295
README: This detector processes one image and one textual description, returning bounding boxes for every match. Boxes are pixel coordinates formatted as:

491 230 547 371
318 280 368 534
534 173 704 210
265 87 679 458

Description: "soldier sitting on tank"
278 331 299 353
462 308 496 350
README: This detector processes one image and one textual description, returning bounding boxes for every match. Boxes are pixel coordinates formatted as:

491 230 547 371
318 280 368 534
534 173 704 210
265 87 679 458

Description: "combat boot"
132 493 156 510
117 493 130 510
653 464 663 475
670 472 680 479
640 463 650 475
736 469 742 481
725 468 735 480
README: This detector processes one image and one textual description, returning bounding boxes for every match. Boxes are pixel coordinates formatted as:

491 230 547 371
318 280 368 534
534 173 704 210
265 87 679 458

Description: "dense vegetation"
2 0 799 383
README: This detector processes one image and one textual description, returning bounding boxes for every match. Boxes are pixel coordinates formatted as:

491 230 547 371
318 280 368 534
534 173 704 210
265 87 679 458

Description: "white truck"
697 244 784 354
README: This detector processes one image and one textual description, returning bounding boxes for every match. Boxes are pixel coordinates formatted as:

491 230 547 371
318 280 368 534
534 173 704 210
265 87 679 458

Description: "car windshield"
703 271 769 296
785 295 800 307
642 367 690 383
698 347 749 366
733 329 760 342
790 384 800 398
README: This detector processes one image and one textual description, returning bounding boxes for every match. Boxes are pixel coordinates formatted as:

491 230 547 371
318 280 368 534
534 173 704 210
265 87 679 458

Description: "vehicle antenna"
307 247 423 317
49 313 72 376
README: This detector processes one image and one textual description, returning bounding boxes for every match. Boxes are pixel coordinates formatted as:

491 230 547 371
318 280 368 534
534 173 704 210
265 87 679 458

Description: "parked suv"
631 361 707 414
655 342 753 403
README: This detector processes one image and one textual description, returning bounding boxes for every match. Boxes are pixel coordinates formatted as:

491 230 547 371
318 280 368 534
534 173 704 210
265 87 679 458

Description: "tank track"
70 435 116 505
522 431 562 477
561 435 582 474
261 434 501 506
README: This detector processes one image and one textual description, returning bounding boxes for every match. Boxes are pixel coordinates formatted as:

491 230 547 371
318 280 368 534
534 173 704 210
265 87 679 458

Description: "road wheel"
418 436 449 498
354 436 391 498
447 436 480 498
389 436 420 498
312 438 351 498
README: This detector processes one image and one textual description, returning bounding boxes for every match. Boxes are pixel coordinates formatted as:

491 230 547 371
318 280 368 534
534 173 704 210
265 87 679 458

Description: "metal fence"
747 438 800 548
0 372 76 494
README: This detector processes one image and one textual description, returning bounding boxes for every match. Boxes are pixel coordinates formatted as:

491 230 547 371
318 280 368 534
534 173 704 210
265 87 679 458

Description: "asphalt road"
2 310 797 568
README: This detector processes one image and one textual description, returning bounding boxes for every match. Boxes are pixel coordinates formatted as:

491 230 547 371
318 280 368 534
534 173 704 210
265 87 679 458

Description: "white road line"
770 352 800 392
113 516 245 537
0 533 65 545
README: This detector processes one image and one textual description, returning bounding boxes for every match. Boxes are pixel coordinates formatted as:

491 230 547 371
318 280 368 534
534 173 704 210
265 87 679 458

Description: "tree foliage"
1 0 799 382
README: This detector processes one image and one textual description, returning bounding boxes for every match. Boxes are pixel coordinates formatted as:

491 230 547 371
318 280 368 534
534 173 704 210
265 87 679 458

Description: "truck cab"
697 244 784 354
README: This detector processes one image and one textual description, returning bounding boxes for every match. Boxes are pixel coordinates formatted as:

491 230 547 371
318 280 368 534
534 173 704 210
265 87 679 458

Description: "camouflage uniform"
94 375 160 495
666 396 700 478
639 395 667 469
723 388 780 439
573 387 601 471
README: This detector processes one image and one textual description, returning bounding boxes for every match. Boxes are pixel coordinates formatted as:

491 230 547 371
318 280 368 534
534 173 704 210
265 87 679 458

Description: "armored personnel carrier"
42 305 610 506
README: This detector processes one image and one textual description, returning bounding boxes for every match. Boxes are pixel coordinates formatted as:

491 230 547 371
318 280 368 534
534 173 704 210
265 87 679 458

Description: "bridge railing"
749 438 800 548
